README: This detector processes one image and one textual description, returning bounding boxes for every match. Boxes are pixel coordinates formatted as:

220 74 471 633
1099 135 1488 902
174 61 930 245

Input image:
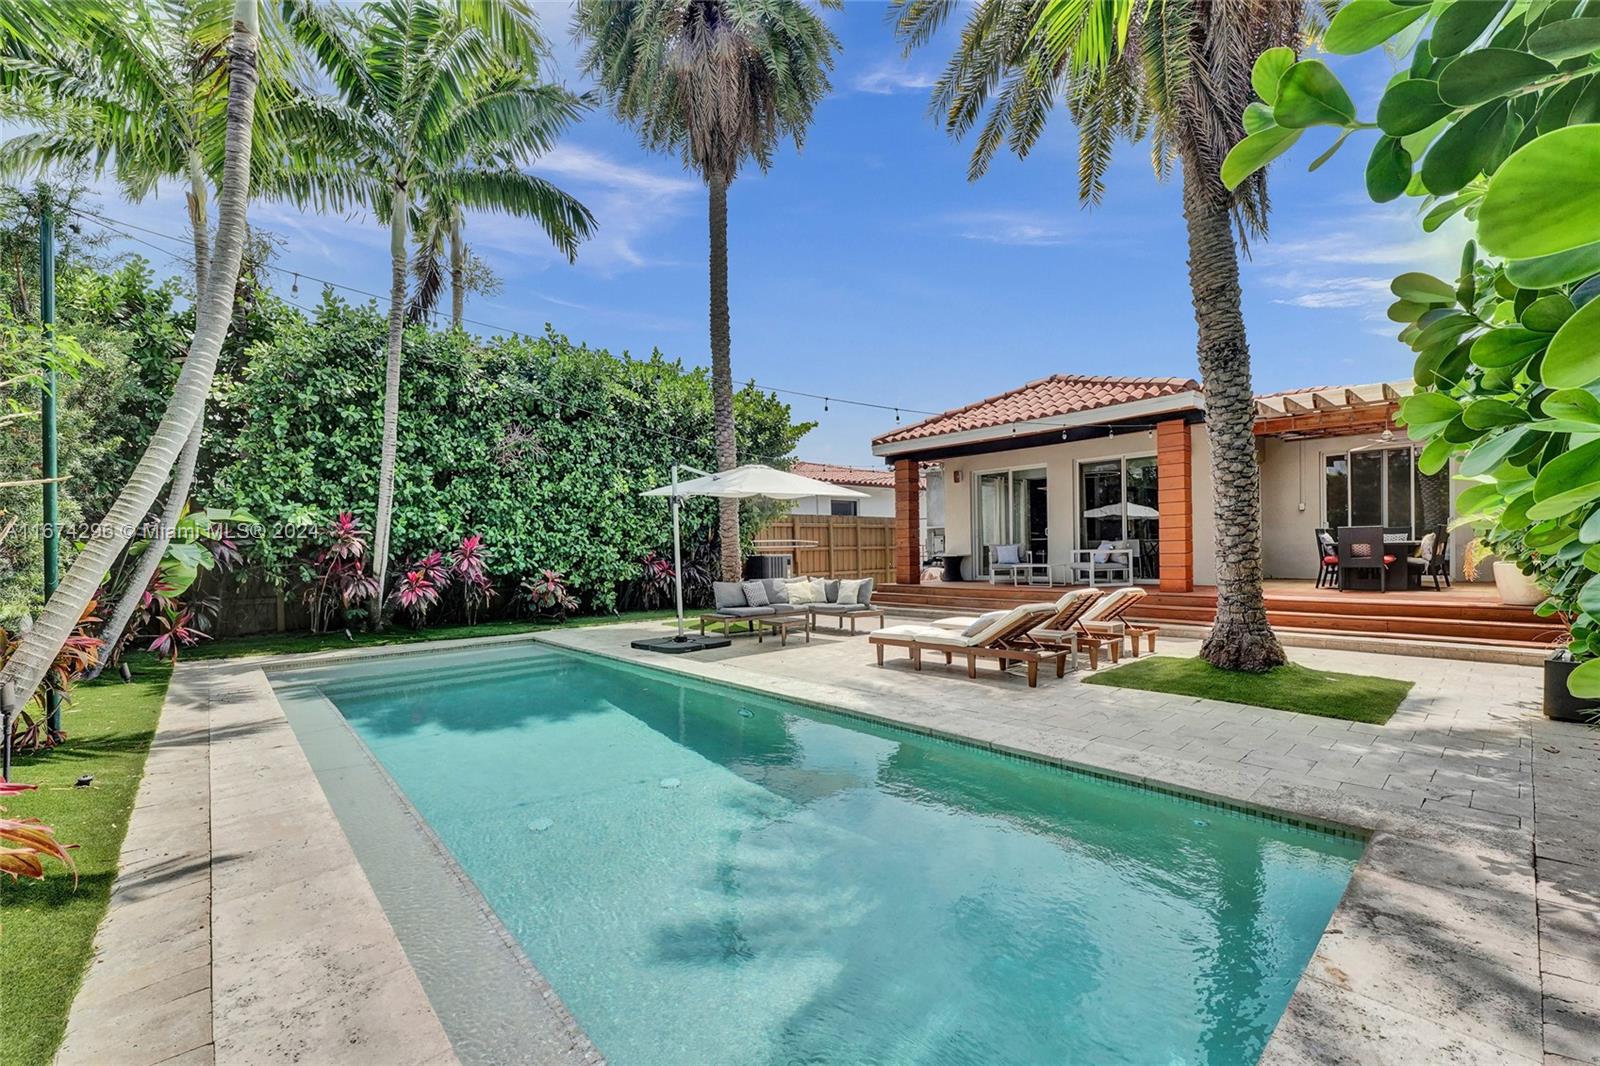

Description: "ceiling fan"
1349 425 1399 452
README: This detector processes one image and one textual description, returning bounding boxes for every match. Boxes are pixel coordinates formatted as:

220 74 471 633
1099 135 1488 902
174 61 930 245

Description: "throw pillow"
712 581 746 609
994 544 1020 565
1093 541 1114 564
764 579 790 604
858 577 875 606
1419 532 1436 562
784 579 816 605
962 610 1007 637
811 578 829 603
836 578 865 605
742 580 770 607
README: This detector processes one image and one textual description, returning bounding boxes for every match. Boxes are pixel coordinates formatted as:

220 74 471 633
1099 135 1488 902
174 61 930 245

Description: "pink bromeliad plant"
450 534 496 625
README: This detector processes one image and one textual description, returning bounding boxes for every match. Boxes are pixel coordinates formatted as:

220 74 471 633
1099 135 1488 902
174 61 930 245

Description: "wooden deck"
872 578 1558 649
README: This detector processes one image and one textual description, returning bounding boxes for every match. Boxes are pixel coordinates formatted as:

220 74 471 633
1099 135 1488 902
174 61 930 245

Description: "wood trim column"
1156 420 1194 592
893 459 921 584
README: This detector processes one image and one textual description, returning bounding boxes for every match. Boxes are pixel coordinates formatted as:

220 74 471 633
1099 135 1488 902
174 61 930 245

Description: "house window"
830 499 858 517
1324 446 1449 535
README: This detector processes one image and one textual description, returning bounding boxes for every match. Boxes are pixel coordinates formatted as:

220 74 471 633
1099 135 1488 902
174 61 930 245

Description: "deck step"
872 581 1552 649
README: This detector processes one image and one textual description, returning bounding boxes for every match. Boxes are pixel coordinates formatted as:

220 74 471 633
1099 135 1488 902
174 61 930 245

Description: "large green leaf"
1390 298 1431 322
1533 437 1600 500
1478 126 1600 259
1418 435 1455 474
1324 0 1433 54
1543 388 1600 425
1411 311 1478 351
1437 48 1556 107
1423 190 1482 232
1252 47 1296 105
1377 78 1454 135
1578 573 1600 619
1522 293 1577 333
1365 135 1413 201
1401 391 1464 434
1581 506 1600 543
1274 61 1359 128
1420 100 1508 194
1463 397 1532 429
1391 271 1457 302
1505 240 1600 288
1220 125 1303 189
1243 101 1276 134
1527 483 1600 521
1432 0 1508 58
1527 17 1600 61
1455 481 1507 515
1570 657 1600 699
1544 296 1600 388
1461 425 1533 476
1471 327 1547 369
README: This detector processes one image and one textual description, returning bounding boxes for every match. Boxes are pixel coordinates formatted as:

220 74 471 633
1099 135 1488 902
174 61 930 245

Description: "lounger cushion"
875 623 981 647
712 581 746 609
741 580 770 607
962 610 1008 637
713 606 779 618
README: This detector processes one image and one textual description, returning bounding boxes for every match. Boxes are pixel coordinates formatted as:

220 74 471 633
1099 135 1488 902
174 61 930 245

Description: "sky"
73 3 1464 467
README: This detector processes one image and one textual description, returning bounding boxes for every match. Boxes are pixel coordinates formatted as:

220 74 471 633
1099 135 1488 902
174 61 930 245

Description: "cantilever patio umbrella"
635 464 868 654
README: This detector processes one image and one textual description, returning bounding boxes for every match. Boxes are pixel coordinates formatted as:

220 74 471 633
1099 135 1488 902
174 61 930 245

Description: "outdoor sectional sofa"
699 576 883 635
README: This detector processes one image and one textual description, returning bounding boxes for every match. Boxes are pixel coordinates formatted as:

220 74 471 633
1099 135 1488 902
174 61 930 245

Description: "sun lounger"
1078 587 1158 656
930 589 1118 670
868 603 1068 687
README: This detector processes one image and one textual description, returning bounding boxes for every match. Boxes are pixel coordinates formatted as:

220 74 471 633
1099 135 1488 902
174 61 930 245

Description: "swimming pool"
276 642 1360 1065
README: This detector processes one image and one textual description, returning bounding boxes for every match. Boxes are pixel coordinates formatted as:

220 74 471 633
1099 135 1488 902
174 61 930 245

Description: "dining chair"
1338 525 1394 592
1408 525 1452 590
1314 528 1339 589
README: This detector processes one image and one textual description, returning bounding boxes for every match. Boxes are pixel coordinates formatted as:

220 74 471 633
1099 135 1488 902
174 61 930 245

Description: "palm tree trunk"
1179 148 1285 672
370 183 408 629
90 162 216 673
0 0 259 708
449 204 464 329
708 177 740 581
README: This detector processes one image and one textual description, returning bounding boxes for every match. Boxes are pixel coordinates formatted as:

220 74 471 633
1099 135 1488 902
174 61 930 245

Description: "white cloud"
946 210 1070 246
1269 274 1393 309
853 59 937 95
536 144 697 199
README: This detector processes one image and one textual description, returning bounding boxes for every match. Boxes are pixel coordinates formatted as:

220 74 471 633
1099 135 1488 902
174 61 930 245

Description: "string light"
290 272 299 295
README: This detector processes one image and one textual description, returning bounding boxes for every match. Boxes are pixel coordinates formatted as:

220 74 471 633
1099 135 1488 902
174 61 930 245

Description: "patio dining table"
1341 534 1423 591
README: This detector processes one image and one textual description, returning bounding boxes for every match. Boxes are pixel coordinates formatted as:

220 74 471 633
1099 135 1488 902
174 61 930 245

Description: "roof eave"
871 391 1207 458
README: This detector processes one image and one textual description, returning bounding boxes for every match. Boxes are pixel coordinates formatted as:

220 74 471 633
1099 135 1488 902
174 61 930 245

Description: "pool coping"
66 628 1546 1065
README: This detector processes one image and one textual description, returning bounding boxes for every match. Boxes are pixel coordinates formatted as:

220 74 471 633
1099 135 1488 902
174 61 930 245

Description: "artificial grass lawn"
0 662 172 1066
185 608 679 661
1082 655 1413 724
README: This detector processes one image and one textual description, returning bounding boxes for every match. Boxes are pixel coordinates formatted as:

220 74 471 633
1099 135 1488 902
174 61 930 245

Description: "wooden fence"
754 514 895 584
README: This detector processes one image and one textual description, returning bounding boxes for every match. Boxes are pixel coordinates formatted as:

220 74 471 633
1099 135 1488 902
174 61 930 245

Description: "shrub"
1224 0 1600 699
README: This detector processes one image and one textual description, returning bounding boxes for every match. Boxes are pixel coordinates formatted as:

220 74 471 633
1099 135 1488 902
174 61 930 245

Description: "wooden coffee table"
754 612 811 646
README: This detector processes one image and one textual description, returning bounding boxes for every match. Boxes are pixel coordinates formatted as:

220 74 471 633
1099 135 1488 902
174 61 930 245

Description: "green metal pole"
40 202 61 736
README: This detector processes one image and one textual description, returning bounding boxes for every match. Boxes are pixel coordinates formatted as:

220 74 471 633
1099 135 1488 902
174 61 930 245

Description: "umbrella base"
630 634 732 654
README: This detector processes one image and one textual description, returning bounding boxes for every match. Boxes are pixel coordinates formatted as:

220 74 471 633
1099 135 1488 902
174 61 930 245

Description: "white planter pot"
1492 561 1545 606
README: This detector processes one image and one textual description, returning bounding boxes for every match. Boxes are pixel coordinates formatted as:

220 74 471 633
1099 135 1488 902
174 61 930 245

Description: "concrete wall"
935 425 1216 585
1258 432 1470 582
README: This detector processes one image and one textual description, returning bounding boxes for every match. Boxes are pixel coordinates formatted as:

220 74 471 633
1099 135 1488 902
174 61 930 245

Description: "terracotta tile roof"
792 460 921 489
873 374 1203 447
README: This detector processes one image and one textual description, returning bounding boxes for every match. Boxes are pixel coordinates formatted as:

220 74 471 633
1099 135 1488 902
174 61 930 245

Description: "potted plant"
1464 538 1544 607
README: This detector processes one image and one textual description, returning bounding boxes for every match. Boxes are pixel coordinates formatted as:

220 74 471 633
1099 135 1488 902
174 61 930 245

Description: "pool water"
291 643 1359 1066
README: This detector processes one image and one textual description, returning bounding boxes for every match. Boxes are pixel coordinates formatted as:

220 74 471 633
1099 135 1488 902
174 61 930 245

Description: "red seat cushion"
1322 555 1339 565
1383 554 1397 565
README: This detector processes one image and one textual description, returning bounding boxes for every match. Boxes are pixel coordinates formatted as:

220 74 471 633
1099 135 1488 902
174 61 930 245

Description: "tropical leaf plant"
1223 0 1600 699
0 783 78 885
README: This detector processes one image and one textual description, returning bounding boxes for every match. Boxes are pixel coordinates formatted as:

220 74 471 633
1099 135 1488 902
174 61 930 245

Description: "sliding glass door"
1324 446 1449 535
973 467 1048 576
1079 457 1160 582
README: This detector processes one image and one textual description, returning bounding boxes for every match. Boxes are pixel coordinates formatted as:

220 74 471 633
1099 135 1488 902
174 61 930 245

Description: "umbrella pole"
672 465 685 641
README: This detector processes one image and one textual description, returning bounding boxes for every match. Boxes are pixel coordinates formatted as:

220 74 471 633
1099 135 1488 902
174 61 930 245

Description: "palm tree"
0 0 321 667
0 0 262 709
405 192 501 328
895 0 1305 671
282 0 594 626
576 0 840 582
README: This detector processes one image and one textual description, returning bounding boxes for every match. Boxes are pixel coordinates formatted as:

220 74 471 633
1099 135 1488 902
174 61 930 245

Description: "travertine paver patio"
58 615 1600 1065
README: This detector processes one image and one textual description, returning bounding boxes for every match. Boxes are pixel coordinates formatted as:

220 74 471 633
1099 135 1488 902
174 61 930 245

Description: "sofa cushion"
784 578 817 605
858 577 875 606
822 578 839 603
715 605 777 618
836 578 866 605
742 579 771 607
762 578 790 604
810 603 871 615
712 581 746 609
994 544 1021 565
